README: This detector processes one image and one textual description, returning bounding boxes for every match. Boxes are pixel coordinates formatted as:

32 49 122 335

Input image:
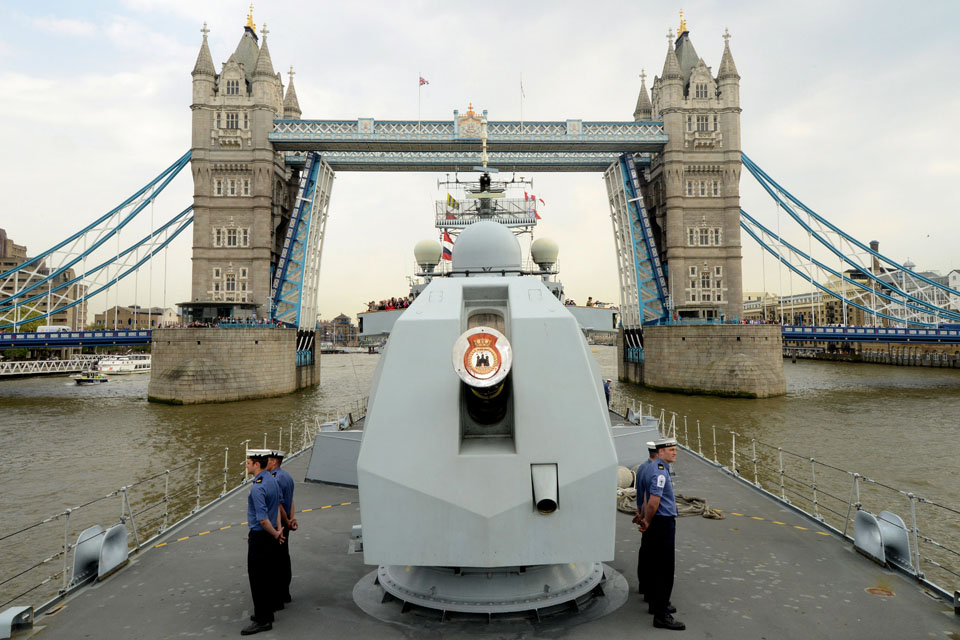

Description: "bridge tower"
642 25 743 321
185 14 302 322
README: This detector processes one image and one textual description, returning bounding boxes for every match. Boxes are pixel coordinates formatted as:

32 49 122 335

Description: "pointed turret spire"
284 66 302 119
192 22 215 77
253 23 275 78
718 28 739 80
661 29 682 81
633 69 653 121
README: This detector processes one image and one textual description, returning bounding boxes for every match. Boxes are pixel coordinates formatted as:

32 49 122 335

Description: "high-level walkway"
31 438 958 639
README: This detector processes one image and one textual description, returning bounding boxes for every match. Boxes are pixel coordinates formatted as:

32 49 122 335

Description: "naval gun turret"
356 220 621 617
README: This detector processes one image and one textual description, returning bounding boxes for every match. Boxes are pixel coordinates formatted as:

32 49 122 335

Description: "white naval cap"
268 450 287 459
646 440 658 452
246 448 271 458
655 436 678 449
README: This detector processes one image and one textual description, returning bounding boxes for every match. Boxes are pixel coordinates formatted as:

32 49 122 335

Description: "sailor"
636 437 685 631
242 449 284 636
603 379 612 406
635 440 659 595
267 450 297 605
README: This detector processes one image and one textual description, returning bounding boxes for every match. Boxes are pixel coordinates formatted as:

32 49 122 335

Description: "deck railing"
0 397 367 614
608 390 960 604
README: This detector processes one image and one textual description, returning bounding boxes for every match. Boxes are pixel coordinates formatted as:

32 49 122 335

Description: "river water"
1 347 958 604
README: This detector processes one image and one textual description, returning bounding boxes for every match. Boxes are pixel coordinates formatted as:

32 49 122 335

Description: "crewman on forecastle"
636 437 685 631
635 440 658 595
267 450 297 605
242 449 284 636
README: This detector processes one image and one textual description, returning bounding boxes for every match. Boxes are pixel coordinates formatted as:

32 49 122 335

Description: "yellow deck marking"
199 531 210 535
340 502 353 506
816 531 830 536
794 525 808 530
320 505 332 509
730 512 743 516
177 536 189 542
751 516 765 521
154 542 167 548
220 526 231 530
772 521 786 525
241 521 248 525
302 508 313 512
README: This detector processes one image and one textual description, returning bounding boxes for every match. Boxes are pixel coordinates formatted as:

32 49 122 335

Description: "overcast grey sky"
2 0 958 322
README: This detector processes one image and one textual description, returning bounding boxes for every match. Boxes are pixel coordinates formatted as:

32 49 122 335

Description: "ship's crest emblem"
452 326 512 388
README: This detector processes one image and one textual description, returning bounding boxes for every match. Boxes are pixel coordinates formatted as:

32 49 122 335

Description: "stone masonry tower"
639 21 743 321
185 13 303 322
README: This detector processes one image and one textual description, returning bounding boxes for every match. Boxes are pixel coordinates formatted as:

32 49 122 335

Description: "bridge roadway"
270 119 666 171
0 329 151 349
29 443 958 638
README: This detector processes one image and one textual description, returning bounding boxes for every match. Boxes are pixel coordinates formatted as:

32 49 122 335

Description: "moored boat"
97 353 151 374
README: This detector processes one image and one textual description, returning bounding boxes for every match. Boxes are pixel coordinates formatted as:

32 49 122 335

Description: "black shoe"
653 614 685 630
241 621 273 635
648 603 677 615
274 603 284 611
283 595 292 604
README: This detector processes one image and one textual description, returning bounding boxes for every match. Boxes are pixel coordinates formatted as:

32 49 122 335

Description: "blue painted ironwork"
0 329 152 349
269 152 321 326
281 150 654 172
739 209 960 325
0 206 194 318
741 153 960 310
0 212 193 330
618 154 668 324
0 151 191 294
270 119 667 153
624 346 644 363
781 325 960 344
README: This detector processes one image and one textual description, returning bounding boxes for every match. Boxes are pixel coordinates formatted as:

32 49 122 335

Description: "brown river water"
1 347 958 605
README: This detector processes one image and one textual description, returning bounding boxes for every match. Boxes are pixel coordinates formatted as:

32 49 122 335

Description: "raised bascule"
4 11 960 401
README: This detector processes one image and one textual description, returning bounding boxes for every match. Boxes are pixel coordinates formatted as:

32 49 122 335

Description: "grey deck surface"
30 445 959 639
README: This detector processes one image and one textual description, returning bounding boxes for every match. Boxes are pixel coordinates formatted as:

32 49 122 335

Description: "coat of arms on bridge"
456 103 484 139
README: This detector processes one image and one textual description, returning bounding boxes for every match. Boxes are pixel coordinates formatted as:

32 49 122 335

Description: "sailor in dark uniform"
635 440 659 595
267 450 297 605
637 437 685 631
242 449 284 636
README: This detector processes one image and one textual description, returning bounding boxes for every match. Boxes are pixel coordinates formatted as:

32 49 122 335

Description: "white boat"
97 354 151 374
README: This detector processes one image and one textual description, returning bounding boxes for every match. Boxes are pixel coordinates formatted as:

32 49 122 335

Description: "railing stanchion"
752 439 759 486
712 425 718 464
162 470 170 531
222 447 229 496
696 419 702 456
683 416 688 447
122 486 140 549
811 458 820 519
843 473 860 538
61 509 71 593
908 493 921 576
731 432 737 474
195 457 202 513
778 448 785 500
278 426 283 452
263 432 267 449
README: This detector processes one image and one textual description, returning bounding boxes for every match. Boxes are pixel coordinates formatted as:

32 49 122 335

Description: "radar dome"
452 221 522 272
414 238 442 269
531 237 559 267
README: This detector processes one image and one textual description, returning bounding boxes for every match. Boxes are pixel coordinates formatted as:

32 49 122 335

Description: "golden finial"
246 3 256 32
678 9 687 35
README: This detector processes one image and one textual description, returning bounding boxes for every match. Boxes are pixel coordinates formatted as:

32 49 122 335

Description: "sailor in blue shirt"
267 450 297 605
636 437 685 631
635 440 659 596
242 450 284 636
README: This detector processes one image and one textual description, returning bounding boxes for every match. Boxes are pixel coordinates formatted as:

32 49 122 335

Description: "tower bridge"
4 12 959 401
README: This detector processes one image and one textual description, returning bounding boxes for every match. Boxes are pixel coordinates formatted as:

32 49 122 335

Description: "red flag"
535 211 542 220
442 231 454 261
419 76 429 86
524 192 529 201
539 198 545 205
443 231 454 243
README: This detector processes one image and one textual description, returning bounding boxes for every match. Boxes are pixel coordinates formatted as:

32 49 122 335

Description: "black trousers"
248 530 280 624
637 528 649 594
646 515 676 617
278 529 292 600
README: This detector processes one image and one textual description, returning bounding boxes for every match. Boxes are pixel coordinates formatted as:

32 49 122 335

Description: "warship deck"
27 441 959 639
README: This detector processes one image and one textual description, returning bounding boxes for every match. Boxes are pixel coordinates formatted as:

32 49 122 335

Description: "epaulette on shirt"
657 463 665 470
255 477 262 483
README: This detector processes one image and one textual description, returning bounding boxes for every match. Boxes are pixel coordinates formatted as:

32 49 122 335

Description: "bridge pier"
619 324 785 398
147 328 318 404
